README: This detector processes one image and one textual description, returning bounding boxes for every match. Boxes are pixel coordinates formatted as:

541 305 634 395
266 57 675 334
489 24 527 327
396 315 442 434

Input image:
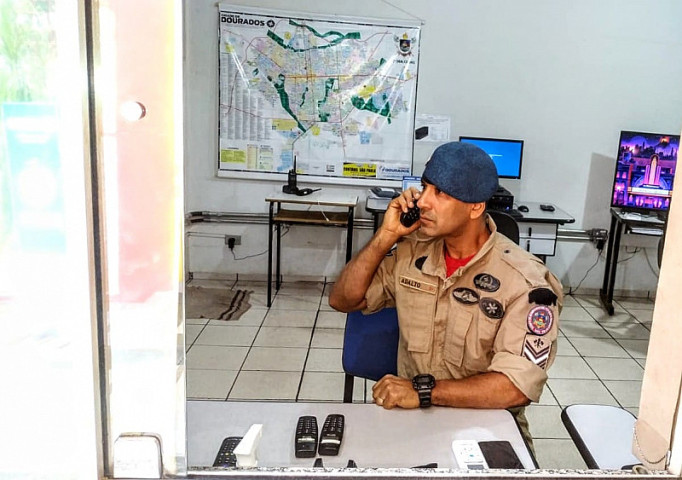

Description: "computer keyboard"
619 212 664 224
629 227 663 236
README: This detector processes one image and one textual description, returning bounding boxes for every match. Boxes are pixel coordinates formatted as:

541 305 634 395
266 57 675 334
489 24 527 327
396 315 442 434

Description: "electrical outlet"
225 235 241 246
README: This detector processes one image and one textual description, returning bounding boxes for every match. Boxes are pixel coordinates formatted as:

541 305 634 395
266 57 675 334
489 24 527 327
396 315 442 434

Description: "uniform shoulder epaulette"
498 244 547 288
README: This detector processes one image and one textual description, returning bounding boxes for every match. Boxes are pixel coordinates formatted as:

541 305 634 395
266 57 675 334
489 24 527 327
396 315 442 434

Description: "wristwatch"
412 373 436 408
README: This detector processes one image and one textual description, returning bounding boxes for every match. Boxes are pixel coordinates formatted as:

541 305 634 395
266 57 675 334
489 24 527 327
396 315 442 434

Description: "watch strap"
417 388 432 408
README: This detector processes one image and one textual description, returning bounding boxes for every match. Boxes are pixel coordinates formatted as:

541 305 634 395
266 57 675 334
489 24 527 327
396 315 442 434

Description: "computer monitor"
610 130 680 213
459 136 524 179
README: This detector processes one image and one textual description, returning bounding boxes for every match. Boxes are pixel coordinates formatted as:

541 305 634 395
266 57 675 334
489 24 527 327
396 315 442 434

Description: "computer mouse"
518 205 529 213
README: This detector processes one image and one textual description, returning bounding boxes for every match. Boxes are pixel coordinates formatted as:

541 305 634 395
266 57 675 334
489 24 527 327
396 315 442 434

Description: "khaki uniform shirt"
363 216 563 403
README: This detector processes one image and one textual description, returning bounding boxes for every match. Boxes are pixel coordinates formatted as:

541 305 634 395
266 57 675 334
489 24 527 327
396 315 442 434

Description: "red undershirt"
444 248 475 277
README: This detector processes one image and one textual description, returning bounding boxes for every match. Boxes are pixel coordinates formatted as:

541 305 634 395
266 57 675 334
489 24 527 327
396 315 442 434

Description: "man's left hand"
372 374 420 409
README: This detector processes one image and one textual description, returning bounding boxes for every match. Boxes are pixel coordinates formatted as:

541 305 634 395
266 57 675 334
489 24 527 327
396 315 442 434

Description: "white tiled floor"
185 279 655 469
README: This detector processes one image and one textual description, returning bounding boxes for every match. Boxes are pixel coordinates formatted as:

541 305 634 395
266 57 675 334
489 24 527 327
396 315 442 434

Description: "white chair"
561 404 641 469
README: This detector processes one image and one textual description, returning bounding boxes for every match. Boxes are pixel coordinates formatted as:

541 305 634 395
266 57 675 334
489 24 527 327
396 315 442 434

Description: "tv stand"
599 208 666 315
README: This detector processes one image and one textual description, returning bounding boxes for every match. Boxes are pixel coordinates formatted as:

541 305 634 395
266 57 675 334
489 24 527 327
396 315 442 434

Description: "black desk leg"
342 207 356 404
600 215 618 294
599 215 620 315
343 373 354 403
267 202 274 307
606 222 623 311
276 204 282 292
346 207 354 263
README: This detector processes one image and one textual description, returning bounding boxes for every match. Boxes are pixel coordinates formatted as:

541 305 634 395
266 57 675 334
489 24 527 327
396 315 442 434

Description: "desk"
511 202 575 259
600 208 665 315
187 400 536 469
365 196 574 259
266 191 358 307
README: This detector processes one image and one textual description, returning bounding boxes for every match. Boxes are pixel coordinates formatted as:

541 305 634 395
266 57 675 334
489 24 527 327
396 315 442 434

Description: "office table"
365 195 574 260
187 400 536 469
511 202 575 260
265 191 358 307
600 208 665 315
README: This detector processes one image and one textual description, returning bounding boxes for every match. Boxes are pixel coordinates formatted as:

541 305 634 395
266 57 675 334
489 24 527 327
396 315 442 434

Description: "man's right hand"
380 187 422 237
328 187 422 313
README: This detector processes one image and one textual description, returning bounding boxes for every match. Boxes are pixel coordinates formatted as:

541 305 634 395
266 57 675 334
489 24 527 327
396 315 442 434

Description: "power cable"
643 248 660 279
617 248 641 264
230 226 291 261
568 250 602 295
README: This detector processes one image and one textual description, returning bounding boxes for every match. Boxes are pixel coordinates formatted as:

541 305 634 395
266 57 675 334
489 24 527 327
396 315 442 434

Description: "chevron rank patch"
523 334 551 369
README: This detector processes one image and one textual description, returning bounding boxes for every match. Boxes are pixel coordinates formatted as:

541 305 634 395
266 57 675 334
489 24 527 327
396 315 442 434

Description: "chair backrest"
342 308 399 381
488 210 520 244
561 404 641 469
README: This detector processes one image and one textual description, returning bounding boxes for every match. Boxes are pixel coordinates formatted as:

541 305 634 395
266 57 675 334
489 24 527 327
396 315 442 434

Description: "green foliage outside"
0 0 56 247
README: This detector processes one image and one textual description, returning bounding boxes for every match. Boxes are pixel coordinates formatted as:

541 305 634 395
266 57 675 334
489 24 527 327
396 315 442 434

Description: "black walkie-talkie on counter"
283 169 298 194
282 154 320 196
283 155 299 194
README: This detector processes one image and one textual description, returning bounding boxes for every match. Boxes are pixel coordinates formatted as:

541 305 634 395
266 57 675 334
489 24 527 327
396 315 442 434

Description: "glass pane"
0 1 98 478
93 0 186 476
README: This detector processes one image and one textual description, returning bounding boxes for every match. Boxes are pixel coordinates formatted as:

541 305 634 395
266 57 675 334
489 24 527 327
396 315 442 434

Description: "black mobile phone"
477 440 524 469
400 205 420 227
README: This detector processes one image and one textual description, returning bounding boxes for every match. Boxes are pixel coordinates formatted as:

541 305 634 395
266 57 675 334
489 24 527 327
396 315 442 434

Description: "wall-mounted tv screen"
459 136 524 179
610 131 680 213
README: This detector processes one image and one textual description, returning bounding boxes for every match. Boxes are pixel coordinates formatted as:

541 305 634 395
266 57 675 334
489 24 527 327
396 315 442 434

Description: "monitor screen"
402 175 422 192
610 130 680 213
459 137 524 179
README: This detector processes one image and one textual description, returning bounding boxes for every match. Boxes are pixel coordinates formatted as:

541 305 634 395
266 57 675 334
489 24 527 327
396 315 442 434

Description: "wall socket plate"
225 235 241 246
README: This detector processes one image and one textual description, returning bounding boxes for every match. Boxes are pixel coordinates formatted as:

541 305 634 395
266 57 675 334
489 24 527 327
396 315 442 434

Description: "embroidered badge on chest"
479 297 504 319
452 287 479 305
473 273 500 292
523 334 551 369
399 275 437 294
527 305 554 335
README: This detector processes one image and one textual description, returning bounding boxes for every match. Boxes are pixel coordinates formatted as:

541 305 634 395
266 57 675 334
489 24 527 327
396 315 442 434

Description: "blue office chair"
342 308 399 403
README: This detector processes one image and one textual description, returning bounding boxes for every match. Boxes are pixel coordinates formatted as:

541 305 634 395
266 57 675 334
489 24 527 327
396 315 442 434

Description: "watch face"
413 374 435 389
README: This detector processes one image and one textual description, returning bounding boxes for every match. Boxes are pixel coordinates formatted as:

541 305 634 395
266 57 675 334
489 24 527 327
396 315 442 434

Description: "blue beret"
421 142 499 203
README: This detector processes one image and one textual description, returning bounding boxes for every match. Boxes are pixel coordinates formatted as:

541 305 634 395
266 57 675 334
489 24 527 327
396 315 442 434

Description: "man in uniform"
329 141 562 448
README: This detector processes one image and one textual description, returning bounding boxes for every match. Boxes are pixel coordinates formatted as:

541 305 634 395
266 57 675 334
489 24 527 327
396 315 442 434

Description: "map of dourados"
218 10 420 181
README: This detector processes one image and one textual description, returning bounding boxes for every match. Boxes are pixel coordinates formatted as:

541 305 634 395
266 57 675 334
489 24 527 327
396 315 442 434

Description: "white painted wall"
184 0 682 293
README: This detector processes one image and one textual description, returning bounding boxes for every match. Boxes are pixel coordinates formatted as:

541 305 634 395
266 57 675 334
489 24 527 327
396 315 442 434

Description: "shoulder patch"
523 334 551 369
527 305 554 335
529 288 558 306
